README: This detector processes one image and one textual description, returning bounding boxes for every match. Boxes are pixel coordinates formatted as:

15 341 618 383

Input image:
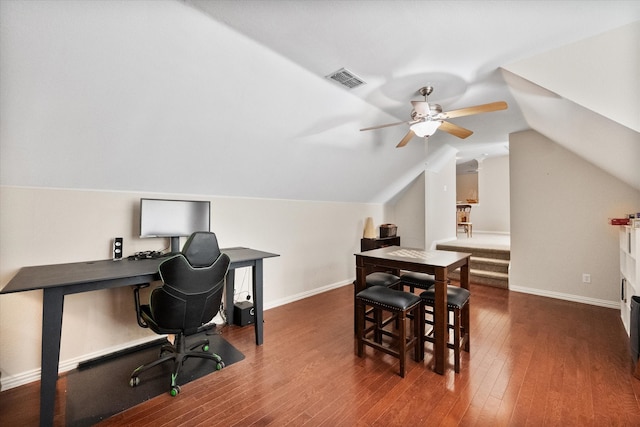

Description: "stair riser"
470 259 509 274
437 245 510 261
448 270 509 289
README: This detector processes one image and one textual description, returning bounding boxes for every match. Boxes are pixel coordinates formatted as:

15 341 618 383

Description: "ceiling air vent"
325 68 366 89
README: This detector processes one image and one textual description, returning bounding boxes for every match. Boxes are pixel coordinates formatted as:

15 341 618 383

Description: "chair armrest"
133 284 150 328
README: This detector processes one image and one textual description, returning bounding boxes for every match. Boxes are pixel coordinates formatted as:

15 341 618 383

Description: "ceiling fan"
360 86 508 148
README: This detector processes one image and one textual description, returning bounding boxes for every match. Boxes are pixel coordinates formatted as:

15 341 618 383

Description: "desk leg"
225 270 235 327
460 258 470 351
252 260 264 345
40 288 64 427
433 268 447 375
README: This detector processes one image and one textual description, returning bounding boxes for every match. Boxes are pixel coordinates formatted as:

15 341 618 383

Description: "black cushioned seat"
366 272 402 288
420 285 470 309
400 271 435 292
355 286 423 377
357 286 421 311
361 272 402 326
420 285 470 373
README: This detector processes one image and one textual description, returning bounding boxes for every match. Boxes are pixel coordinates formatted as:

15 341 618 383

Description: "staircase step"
436 241 510 289
448 268 509 289
470 256 510 274
437 244 510 261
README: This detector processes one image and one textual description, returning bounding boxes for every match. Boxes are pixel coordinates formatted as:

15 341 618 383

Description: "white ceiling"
1 1 637 204
186 0 639 164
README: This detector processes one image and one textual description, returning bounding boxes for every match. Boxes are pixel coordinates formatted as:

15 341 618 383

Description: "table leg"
460 258 470 351
225 269 235 327
40 288 65 427
252 260 264 345
433 268 447 375
354 264 367 334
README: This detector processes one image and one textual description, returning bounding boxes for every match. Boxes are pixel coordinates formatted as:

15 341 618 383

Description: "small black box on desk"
233 301 255 327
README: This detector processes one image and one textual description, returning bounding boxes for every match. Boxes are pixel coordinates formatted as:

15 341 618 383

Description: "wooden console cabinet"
361 236 400 252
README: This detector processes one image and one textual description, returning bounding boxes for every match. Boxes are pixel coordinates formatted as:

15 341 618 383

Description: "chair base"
129 333 224 396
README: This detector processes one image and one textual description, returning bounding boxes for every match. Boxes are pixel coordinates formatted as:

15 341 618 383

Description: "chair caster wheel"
216 361 225 370
129 377 140 387
203 344 209 352
170 385 181 397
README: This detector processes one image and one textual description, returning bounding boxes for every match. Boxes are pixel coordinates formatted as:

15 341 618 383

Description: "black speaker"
233 301 255 327
113 237 123 261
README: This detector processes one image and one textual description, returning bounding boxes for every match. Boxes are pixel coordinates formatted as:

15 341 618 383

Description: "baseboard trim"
264 280 351 311
0 335 163 391
509 285 619 309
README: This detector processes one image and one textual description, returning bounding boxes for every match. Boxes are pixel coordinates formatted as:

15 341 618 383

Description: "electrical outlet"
582 273 591 284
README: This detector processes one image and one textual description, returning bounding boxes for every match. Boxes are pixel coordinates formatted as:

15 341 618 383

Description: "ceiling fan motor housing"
412 103 442 119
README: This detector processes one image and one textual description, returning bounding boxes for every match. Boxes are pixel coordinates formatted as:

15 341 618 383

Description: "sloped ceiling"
502 21 640 190
1 1 638 204
186 0 640 193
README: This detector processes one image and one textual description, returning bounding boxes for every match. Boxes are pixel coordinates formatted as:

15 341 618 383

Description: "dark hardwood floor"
2 283 640 426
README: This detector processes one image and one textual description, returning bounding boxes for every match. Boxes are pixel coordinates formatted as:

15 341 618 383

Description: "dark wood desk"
0 247 278 427
354 246 471 375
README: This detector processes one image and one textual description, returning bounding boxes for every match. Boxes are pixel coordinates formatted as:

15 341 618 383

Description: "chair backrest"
456 204 472 223
151 232 230 335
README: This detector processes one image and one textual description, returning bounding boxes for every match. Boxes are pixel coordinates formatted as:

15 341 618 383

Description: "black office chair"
130 231 230 396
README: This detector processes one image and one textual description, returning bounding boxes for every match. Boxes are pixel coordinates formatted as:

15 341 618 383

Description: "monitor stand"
170 236 181 254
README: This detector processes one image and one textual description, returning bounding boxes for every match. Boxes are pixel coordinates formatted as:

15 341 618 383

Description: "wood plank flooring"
2 283 640 426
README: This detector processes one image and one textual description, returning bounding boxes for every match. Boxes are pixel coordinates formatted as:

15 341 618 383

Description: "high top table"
0 247 279 427
355 246 471 375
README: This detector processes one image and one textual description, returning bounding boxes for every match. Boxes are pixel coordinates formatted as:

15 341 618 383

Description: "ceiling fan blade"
360 120 408 131
439 121 473 139
442 101 508 119
396 130 416 148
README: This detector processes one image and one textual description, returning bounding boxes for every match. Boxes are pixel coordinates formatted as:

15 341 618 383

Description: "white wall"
425 155 458 249
456 173 478 203
0 186 384 389
471 155 510 233
391 143 458 251
390 174 425 249
509 130 640 306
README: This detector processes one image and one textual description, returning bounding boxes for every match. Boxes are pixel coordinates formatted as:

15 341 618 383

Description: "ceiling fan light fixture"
410 120 442 137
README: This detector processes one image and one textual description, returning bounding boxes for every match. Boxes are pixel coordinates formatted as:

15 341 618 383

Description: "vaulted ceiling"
1 1 638 203
186 0 640 192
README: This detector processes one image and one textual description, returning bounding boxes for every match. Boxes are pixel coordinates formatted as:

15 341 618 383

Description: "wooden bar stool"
360 272 402 334
420 285 470 373
356 286 423 377
400 271 435 293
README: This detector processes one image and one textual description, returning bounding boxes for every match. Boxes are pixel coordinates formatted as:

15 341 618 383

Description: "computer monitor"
139 198 211 253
